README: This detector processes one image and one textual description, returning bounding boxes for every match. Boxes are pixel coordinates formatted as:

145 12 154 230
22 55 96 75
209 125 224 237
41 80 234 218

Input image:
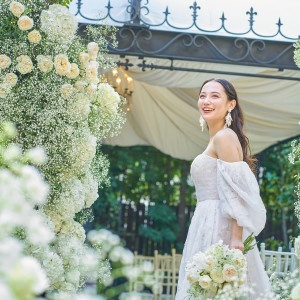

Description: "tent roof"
104 57 300 160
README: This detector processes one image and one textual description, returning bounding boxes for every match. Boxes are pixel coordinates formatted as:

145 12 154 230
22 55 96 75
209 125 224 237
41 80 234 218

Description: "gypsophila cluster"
294 40 300 69
186 240 248 299
288 139 300 227
0 121 50 299
0 0 126 298
87 229 155 298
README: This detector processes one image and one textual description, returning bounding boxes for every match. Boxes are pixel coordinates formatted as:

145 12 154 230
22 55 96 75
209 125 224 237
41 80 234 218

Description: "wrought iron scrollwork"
107 28 294 68
75 0 299 41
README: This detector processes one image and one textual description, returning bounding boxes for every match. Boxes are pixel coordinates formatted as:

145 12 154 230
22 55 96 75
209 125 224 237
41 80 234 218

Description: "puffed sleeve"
216 159 266 236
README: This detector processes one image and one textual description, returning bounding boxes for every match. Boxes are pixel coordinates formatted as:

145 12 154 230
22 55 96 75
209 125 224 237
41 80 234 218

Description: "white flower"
86 62 98 82
291 282 300 300
65 269 80 287
41 251 64 289
87 42 99 55
59 220 86 243
25 147 47 165
85 83 97 95
199 275 212 289
186 265 199 284
2 143 22 163
21 165 49 205
210 268 225 284
95 83 121 114
74 80 87 91
37 55 53 73
295 236 300 258
54 54 71 76
16 55 33 74
28 30 42 43
4 73 18 87
222 264 238 282
8 256 49 296
82 171 98 208
205 255 217 272
0 83 11 98
66 63 79 79
68 92 90 121
9 1 25 17
0 54 11 69
17 15 34 31
79 52 89 64
40 4 78 44
193 251 207 270
61 84 74 98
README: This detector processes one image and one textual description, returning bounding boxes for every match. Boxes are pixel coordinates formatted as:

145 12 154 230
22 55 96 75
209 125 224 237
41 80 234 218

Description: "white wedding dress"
175 153 271 300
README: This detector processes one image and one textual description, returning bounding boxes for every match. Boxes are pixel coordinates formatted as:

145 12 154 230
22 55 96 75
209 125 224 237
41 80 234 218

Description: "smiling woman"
175 78 271 299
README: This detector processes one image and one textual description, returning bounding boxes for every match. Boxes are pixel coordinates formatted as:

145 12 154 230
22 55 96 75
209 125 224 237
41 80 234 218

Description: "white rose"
0 54 11 69
66 63 79 79
37 55 53 73
199 275 212 289
28 30 41 43
61 84 74 98
86 62 98 82
9 1 25 18
85 83 97 95
17 15 34 31
79 52 89 64
4 73 18 87
0 83 11 98
89 52 97 62
74 80 87 91
205 255 217 272
210 268 225 284
87 42 99 54
54 54 71 76
16 55 33 74
222 264 238 282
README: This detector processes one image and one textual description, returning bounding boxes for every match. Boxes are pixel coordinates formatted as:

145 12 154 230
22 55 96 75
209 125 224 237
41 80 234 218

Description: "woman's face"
198 81 234 123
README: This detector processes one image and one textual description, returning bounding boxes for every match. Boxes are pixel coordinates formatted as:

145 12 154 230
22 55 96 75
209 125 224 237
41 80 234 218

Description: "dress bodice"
190 153 219 202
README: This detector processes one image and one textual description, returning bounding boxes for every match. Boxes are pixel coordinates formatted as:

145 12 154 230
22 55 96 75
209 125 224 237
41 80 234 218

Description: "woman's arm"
213 129 244 252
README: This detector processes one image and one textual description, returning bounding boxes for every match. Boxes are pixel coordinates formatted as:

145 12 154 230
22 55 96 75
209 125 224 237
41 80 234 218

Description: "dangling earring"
225 109 232 128
199 115 205 132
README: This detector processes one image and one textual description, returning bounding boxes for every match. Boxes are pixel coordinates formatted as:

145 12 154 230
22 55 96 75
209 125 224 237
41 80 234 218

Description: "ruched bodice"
190 153 219 202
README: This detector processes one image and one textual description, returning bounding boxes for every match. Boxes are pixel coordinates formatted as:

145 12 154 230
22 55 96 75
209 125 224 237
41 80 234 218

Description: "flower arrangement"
0 122 51 299
185 240 247 299
0 0 129 298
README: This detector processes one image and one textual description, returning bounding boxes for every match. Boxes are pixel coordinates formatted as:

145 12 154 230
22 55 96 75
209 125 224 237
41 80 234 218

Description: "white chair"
260 243 299 278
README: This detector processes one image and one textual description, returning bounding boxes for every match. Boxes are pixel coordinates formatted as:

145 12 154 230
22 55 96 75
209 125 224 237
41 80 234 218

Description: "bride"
175 78 271 299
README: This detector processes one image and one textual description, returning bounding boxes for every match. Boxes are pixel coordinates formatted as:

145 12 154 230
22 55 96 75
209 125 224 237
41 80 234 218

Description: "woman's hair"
200 78 257 173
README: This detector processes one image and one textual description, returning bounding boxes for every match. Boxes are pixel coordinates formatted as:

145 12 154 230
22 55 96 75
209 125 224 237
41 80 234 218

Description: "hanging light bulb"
112 68 118 77
116 77 121 84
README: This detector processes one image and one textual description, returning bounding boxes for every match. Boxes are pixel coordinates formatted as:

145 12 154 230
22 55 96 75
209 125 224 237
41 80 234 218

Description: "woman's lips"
202 108 214 113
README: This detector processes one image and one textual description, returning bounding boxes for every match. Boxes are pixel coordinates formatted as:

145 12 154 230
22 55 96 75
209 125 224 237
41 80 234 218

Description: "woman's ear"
230 99 236 110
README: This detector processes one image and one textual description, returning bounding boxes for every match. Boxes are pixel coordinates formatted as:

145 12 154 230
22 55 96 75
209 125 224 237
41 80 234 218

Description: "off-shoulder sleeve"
216 159 266 236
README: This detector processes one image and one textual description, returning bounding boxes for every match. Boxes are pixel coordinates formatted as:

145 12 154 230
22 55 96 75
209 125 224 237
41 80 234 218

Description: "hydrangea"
40 4 78 45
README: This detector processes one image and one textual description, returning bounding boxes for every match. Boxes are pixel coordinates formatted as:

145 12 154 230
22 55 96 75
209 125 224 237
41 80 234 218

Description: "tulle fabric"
175 154 270 300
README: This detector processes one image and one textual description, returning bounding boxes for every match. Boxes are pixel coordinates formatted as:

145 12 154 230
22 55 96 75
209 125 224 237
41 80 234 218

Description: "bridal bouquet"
185 240 247 299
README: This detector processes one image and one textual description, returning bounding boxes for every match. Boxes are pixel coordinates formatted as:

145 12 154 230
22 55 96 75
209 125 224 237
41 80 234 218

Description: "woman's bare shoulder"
213 128 243 161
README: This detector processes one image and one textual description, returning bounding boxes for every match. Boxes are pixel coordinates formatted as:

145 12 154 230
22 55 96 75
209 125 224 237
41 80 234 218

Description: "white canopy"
104 57 300 160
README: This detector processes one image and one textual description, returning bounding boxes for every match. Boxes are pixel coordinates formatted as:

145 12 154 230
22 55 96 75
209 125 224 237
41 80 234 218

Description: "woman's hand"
229 237 244 253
